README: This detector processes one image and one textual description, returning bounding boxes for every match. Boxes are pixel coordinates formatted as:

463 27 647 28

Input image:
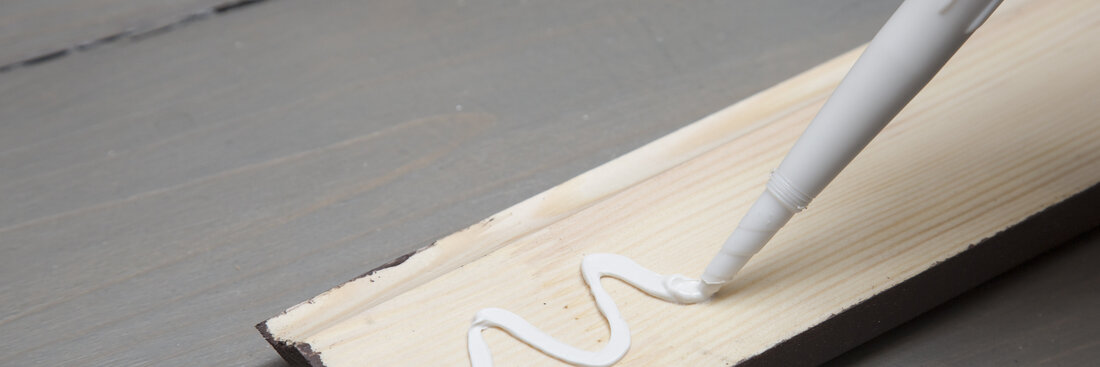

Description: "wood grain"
260 0 1100 365
0 1 905 365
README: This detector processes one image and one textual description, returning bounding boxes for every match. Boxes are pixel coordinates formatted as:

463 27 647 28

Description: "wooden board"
259 0 1100 365
0 1 909 366
828 228 1100 366
0 0 235 69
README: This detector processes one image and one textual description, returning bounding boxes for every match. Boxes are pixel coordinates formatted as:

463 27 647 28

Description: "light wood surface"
0 1 911 366
261 0 1100 365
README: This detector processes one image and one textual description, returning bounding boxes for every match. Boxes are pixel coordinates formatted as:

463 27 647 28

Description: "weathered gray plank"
0 0 232 68
1 1 909 365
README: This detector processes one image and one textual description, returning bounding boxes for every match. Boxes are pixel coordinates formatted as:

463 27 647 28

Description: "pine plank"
0 1 905 365
259 0 1100 365
827 228 1100 366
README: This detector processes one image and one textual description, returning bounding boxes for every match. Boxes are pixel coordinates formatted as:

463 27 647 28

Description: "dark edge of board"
738 182 1100 367
255 245 429 366
256 320 323 366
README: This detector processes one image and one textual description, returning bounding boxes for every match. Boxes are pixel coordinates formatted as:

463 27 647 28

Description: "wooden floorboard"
0 1 905 365
260 1 1100 365
0 0 233 69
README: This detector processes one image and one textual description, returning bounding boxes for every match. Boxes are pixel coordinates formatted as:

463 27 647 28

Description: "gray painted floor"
1 1 1095 365
0 0 228 68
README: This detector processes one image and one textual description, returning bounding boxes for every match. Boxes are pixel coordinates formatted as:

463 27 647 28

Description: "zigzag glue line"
467 253 716 367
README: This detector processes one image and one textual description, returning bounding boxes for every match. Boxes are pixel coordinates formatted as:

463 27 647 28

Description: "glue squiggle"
467 253 720 367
